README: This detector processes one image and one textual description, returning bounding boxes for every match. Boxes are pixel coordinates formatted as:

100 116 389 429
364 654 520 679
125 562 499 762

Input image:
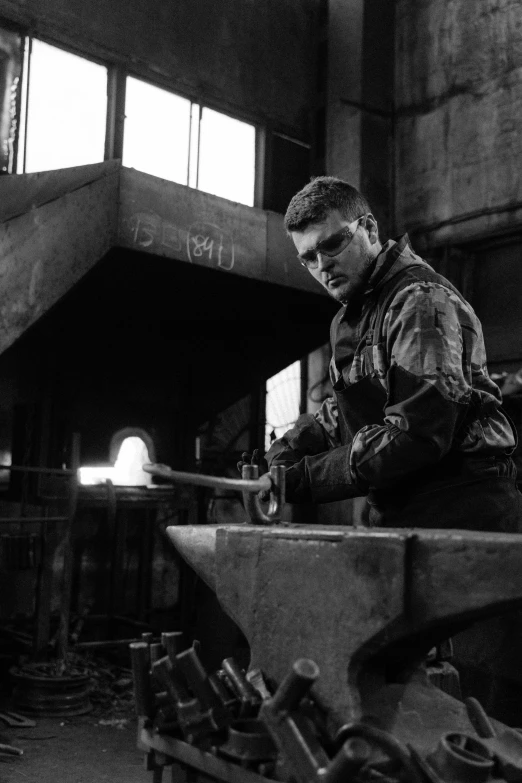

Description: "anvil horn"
167 525 218 592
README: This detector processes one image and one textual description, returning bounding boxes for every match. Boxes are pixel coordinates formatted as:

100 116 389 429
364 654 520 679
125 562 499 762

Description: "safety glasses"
297 215 367 269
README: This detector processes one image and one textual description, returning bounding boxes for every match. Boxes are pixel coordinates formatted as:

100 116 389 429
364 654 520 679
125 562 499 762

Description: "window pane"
265 361 301 450
123 76 191 184
24 40 107 173
198 108 256 206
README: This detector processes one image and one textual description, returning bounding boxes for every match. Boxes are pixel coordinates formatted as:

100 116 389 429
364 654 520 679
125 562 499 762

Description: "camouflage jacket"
265 235 516 504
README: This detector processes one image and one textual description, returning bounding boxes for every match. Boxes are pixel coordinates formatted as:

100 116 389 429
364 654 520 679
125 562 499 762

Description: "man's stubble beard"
337 251 375 319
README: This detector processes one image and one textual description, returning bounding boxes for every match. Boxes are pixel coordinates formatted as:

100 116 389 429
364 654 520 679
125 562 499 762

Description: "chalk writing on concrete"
130 212 160 249
128 213 234 271
187 222 234 270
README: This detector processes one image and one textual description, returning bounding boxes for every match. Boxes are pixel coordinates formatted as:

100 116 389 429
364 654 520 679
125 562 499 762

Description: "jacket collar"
366 233 430 294
337 235 428 324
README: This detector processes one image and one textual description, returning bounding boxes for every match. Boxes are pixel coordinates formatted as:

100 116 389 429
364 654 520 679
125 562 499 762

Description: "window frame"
121 71 261 206
16 35 110 174
11 33 264 206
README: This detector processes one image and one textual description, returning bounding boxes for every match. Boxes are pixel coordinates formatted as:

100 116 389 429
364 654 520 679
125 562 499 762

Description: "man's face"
291 209 379 306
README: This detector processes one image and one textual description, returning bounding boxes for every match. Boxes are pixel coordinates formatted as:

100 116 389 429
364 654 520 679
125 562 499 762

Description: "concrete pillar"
326 0 395 237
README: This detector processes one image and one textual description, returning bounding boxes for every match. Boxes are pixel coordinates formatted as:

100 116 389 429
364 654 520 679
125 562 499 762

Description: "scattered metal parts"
133 634 522 783
320 738 371 783
0 711 36 728
175 645 231 729
219 719 277 766
130 641 155 720
161 631 184 662
260 658 376 783
426 732 494 783
466 695 522 781
221 658 261 717
246 668 272 701
408 745 445 783
151 655 214 743
335 723 424 783
10 664 92 717
465 696 496 739
0 742 23 756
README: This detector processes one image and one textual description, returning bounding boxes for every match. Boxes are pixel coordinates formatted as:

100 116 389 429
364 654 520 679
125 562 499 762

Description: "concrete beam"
118 167 323 295
0 162 328 357
0 164 119 356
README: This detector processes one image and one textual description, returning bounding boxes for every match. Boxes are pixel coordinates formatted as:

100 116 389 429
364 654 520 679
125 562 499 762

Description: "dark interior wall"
472 239 522 369
0 0 318 138
325 0 395 238
395 0 522 369
395 0 522 240
0 249 336 471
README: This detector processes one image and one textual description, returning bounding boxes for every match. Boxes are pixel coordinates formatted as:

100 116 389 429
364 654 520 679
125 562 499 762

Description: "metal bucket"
10 667 92 717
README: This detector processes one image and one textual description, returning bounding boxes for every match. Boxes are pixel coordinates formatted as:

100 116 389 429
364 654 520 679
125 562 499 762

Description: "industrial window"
17 39 107 173
11 39 257 205
123 77 192 184
265 361 302 451
197 107 256 205
123 77 256 206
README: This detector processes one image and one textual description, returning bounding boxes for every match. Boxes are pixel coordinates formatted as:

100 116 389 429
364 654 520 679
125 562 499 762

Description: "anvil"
166 524 522 752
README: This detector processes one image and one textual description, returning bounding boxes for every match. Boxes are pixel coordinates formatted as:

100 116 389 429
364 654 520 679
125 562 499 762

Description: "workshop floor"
0 714 146 783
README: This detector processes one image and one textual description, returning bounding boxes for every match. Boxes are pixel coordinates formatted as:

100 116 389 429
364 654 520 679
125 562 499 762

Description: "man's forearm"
285 445 365 503
265 413 333 468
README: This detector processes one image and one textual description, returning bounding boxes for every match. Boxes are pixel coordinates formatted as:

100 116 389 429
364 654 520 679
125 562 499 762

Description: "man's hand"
237 449 270 502
237 448 269 477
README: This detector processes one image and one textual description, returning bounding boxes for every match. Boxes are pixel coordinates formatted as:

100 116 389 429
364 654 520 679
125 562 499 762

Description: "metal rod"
111 615 152 630
143 463 272 494
270 658 319 713
56 433 81 664
0 465 76 475
0 517 68 523
75 637 143 649
130 642 155 718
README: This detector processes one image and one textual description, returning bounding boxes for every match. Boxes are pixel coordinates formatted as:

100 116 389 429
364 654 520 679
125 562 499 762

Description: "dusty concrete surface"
0 714 146 783
396 0 522 242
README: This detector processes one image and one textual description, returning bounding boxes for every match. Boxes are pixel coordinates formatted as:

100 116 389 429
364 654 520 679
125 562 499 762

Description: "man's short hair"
284 176 372 233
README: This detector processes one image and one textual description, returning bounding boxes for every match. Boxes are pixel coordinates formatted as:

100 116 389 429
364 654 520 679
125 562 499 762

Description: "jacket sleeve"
284 282 482 503
264 397 340 501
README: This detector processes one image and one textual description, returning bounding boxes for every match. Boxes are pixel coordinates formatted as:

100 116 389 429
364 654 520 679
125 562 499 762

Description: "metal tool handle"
241 464 285 524
130 642 155 718
143 462 285 524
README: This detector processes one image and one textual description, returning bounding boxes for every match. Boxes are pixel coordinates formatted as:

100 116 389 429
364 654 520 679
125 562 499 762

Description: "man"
243 176 522 530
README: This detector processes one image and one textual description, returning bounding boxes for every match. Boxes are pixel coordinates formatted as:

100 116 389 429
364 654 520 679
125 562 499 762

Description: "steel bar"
33 521 61 657
0 517 67 523
0 627 32 648
75 638 143 649
161 631 185 662
111 615 152 630
56 433 81 664
143 463 271 494
130 642 155 718
139 729 275 783
0 465 76 476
